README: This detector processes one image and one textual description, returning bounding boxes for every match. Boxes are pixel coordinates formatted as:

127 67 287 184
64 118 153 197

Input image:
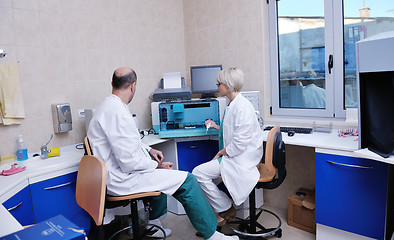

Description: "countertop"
0 145 84 201
0 136 169 202
261 129 394 164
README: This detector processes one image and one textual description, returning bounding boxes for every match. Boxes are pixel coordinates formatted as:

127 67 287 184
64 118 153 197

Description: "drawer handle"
187 145 200 149
326 160 373 169
44 180 76 190
7 201 22 211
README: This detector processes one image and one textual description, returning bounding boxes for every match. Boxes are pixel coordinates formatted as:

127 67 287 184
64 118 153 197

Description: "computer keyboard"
263 126 313 134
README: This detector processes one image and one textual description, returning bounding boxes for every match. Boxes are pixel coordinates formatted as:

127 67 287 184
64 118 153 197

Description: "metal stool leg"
230 189 282 239
108 200 167 240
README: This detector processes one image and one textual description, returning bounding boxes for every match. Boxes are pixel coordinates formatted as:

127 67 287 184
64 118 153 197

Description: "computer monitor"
190 65 222 98
359 71 394 158
356 31 394 158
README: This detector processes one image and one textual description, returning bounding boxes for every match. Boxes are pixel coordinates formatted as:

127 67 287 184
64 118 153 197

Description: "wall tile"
13 0 39 11
196 0 222 29
16 46 46 84
38 0 62 14
43 47 68 82
221 0 237 25
237 18 263 49
0 7 15 45
86 49 108 82
14 9 42 46
236 0 262 21
222 20 238 49
66 50 87 83
0 0 12 7
39 12 66 48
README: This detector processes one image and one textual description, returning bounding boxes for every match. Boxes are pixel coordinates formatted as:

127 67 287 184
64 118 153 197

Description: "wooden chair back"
258 125 286 189
76 155 106 226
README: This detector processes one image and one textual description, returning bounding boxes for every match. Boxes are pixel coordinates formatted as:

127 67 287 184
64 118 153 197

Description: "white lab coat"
221 94 264 206
88 94 187 196
303 84 326 108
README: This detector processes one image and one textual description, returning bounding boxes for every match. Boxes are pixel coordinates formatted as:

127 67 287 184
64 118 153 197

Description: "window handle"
328 54 333 74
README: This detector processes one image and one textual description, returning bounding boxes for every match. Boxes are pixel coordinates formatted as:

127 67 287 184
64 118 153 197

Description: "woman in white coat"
192 67 264 226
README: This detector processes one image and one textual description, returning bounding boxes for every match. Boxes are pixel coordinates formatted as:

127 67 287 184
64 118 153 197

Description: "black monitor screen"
191 65 222 98
359 71 394 158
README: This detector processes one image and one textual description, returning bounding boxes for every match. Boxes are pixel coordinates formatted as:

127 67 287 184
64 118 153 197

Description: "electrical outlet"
78 109 85 118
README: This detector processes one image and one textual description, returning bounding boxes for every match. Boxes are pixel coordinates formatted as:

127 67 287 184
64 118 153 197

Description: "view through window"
270 0 394 118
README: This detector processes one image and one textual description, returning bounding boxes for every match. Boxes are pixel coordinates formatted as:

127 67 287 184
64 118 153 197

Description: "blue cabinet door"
30 172 90 232
177 140 218 172
315 153 388 239
3 186 35 226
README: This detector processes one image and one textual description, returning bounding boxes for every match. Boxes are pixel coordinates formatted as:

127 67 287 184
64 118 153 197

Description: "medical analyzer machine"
151 97 226 138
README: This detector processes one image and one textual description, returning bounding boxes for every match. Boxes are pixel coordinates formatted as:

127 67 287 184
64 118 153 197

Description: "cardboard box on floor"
288 188 316 234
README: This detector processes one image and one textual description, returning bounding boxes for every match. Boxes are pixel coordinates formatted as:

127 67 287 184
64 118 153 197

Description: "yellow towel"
0 63 25 125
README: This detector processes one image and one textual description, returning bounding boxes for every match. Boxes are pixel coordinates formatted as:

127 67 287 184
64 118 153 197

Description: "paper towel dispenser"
52 103 72 133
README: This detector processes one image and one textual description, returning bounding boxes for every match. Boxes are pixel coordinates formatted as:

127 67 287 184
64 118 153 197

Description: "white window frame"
268 0 346 119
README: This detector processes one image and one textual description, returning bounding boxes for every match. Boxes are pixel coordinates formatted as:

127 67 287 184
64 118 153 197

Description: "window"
268 0 394 118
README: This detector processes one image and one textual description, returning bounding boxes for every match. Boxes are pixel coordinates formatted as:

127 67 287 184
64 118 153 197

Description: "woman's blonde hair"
217 67 244 92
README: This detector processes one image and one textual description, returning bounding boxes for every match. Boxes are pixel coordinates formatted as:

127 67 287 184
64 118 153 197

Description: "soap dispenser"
16 135 28 161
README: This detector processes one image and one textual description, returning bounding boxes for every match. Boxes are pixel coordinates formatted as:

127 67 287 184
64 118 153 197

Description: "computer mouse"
288 131 295 137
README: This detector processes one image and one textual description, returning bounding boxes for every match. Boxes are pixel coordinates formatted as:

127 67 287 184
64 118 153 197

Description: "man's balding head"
112 67 137 90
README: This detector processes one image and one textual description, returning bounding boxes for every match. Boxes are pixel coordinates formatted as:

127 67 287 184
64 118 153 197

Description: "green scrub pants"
149 173 218 239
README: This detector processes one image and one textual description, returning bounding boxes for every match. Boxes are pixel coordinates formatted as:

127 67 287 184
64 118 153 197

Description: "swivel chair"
76 137 165 240
230 125 286 239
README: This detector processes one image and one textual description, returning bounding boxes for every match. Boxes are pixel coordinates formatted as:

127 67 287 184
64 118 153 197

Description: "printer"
153 77 192 101
151 97 227 138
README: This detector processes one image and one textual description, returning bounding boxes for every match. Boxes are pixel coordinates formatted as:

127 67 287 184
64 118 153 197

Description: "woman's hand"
212 148 228 160
157 162 174 169
205 119 220 130
149 148 164 163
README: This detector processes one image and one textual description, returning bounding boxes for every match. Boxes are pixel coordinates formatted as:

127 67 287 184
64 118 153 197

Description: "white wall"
1 0 273 157
0 0 187 156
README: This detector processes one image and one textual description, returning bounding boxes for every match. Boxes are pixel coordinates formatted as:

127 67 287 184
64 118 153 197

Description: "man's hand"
149 148 164 163
157 162 174 169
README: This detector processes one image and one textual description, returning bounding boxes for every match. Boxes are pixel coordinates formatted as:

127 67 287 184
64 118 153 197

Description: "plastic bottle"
16 135 28 161
132 114 140 132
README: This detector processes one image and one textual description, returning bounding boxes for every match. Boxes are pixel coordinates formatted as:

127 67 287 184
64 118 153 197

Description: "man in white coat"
193 68 264 226
88 67 238 240
302 83 326 109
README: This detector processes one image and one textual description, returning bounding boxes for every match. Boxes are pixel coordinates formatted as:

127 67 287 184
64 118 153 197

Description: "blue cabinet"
177 140 218 172
29 172 90 232
315 153 388 239
2 186 34 226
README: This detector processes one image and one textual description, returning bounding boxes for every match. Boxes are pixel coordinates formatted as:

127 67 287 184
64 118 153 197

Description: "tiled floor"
117 204 315 240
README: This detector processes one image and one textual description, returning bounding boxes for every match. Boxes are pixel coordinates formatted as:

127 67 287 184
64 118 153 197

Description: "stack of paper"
162 72 181 89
